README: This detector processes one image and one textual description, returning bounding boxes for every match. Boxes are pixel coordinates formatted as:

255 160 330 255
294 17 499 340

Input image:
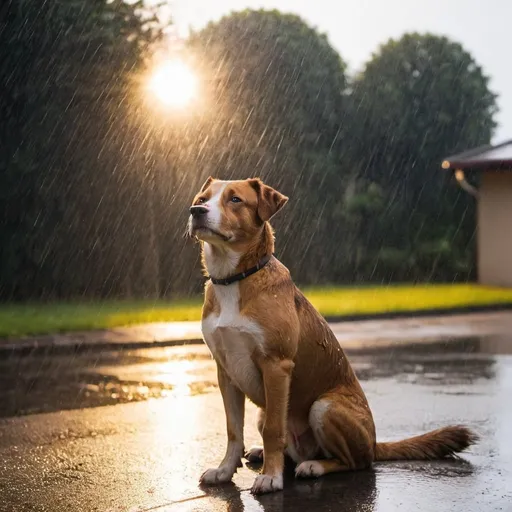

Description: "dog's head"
188 177 288 245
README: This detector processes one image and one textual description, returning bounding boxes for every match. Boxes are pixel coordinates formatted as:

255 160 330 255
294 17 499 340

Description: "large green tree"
346 33 498 282
184 9 350 281
0 0 161 299
1 5 500 300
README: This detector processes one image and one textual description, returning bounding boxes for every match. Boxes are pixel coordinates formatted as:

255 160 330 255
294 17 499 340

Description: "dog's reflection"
199 462 378 512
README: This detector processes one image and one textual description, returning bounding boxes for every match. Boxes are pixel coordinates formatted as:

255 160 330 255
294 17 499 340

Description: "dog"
188 176 477 495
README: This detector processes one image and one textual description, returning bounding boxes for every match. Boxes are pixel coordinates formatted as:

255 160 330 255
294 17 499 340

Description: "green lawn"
1 284 512 338
304 284 512 317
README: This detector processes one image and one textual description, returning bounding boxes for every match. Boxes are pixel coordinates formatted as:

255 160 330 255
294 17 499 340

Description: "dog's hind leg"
245 408 265 462
295 392 376 479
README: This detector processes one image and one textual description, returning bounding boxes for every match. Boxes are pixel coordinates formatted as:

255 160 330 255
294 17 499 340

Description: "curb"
1 303 511 358
0 337 206 359
323 302 512 323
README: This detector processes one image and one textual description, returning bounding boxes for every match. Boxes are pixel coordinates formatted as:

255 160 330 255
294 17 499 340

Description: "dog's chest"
202 284 265 405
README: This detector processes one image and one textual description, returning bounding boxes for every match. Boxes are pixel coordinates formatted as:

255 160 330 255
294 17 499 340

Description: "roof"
441 139 512 171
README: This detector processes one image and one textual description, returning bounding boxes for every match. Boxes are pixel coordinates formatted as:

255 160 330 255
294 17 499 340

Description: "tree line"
0 4 498 301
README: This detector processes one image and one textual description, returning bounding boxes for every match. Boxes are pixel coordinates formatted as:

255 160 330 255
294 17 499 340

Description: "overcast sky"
172 0 511 143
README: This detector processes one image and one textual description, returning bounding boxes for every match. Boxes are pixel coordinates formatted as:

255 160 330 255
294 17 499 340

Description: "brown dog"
188 176 477 495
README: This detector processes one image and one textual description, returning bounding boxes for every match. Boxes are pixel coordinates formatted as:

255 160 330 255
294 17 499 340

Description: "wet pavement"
0 337 511 511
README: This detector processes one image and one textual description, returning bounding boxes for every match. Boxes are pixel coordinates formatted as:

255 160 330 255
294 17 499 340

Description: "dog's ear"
200 176 215 192
248 178 288 222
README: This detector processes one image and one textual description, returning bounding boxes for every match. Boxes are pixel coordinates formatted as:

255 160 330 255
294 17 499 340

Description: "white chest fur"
202 283 265 405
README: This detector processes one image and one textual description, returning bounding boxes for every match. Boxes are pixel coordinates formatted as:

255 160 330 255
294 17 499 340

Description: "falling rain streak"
0 5 497 301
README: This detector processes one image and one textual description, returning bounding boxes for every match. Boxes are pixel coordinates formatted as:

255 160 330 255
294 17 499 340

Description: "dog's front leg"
200 363 245 485
251 357 294 495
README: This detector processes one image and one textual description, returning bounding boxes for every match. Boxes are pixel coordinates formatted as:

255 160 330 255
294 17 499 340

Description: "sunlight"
147 59 199 108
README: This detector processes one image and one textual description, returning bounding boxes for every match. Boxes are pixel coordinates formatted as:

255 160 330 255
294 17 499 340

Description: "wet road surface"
0 337 511 511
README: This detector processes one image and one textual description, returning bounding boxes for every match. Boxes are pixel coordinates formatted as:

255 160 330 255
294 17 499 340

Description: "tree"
185 9 350 282
0 0 161 299
347 33 498 281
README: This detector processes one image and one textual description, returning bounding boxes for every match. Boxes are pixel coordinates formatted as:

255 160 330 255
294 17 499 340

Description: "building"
442 140 512 287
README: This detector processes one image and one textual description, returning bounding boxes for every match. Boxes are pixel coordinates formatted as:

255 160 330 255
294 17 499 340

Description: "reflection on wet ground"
1 336 511 511
0 346 217 417
189 468 380 512
0 336 506 418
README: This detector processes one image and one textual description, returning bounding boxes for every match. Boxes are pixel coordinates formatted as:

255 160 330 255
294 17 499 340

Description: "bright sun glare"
148 59 198 108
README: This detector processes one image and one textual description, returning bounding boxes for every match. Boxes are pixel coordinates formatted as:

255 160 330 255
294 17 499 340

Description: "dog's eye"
230 196 242 203
197 197 206 204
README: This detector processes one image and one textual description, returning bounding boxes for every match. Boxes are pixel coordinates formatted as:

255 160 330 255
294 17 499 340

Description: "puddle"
0 346 218 418
0 335 510 419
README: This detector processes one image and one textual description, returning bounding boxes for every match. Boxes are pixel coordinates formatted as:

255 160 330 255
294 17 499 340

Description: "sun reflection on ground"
87 350 217 401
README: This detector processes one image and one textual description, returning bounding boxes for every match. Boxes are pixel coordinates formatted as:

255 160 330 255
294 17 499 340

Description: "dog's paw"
295 460 325 479
245 446 264 463
199 466 235 485
251 474 283 494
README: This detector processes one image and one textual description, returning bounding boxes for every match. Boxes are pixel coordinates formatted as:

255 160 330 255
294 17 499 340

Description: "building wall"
478 171 512 287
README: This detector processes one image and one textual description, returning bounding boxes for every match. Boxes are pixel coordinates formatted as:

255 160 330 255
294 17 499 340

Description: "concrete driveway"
0 334 510 511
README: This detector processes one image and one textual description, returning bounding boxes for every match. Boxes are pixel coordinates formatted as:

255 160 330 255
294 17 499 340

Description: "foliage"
0 0 161 299
0 7 500 301
345 33 497 282
186 10 350 279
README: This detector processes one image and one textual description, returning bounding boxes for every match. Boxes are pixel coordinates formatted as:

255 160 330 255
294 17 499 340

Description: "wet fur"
191 177 478 494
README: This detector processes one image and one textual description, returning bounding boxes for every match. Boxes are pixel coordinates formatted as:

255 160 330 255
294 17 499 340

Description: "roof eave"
441 159 512 171
441 138 512 171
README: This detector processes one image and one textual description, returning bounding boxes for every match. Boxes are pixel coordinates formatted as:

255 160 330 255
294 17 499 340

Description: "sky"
171 0 511 143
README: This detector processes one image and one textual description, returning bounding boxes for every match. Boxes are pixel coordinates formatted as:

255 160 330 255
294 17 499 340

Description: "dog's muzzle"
190 205 208 218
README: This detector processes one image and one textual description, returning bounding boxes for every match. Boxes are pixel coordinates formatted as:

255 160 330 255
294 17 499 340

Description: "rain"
0 1 511 511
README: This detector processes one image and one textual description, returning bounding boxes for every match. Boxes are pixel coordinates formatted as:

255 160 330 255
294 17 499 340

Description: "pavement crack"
142 488 253 511
140 494 206 511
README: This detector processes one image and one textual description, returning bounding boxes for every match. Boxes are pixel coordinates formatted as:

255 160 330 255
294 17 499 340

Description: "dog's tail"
374 425 478 461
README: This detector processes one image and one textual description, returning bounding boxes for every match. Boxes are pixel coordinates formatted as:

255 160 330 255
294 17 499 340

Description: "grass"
1 284 512 338
0 299 202 338
303 283 512 317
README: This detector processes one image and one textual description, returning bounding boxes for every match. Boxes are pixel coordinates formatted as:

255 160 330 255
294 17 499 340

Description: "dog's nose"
190 205 208 218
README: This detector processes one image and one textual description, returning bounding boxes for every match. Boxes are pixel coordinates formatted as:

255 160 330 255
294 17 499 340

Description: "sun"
148 59 198 108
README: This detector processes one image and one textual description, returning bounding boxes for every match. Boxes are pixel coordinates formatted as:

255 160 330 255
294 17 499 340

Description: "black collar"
209 254 272 286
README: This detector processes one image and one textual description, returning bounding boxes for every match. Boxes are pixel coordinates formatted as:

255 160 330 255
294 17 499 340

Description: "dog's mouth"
191 225 231 242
